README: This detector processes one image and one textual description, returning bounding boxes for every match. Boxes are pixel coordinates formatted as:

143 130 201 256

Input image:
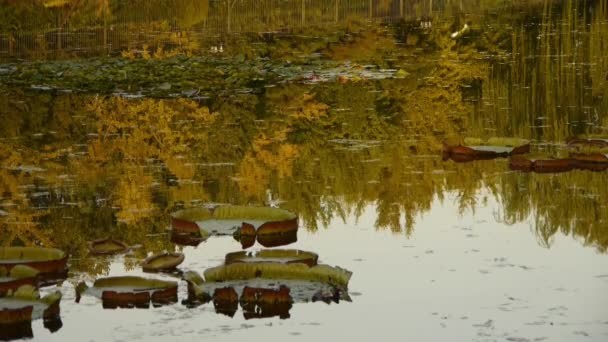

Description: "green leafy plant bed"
0 248 68 283
142 253 185 273
88 239 129 256
225 250 318 267
443 137 530 162
171 205 298 247
0 285 63 338
0 266 40 297
76 276 178 309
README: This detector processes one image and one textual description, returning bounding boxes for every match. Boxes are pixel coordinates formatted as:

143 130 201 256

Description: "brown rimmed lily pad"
170 231 205 247
255 229 298 248
171 205 298 246
183 261 352 311
225 250 318 267
0 285 62 335
76 276 178 308
0 266 39 297
0 321 34 341
0 247 68 284
509 156 574 173
142 253 185 273
241 286 293 320
443 137 530 162
88 239 129 255
567 137 608 149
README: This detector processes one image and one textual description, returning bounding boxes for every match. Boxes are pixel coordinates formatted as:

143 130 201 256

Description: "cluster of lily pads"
2 205 352 337
0 247 66 340
443 136 608 173
0 56 409 98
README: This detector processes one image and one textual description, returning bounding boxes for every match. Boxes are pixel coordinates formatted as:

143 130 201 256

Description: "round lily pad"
443 137 530 162
225 250 318 267
142 253 185 272
0 266 40 297
88 239 129 255
0 248 68 283
172 205 298 240
76 276 178 308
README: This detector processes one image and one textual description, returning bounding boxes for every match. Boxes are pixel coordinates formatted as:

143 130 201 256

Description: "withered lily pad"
443 137 530 162
142 253 185 273
171 205 298 242
88 239 129 255
0 248 68 283
76 276 178 308
225 250 318 267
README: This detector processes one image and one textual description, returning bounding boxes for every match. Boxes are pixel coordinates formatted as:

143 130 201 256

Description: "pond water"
1 0 608 341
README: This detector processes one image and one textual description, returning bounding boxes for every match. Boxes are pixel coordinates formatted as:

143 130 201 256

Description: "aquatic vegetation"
0 284 62 339
0 248 68 282
0 266 39 297
443 137 530 162
172 205 298 240
76 276 178 308
142 252 185 272
87 239 129 255
183 259 352 318
225 249 318 267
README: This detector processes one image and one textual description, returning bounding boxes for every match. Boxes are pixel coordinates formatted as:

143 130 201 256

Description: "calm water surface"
1 1 608 341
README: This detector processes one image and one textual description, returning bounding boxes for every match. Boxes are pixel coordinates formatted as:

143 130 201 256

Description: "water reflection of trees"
0 0 607 276
1 81 607 275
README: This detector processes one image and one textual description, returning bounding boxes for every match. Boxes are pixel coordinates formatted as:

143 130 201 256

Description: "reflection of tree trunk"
103 15 108 54
369 0 373 19
335 0 339 22
8 32 14 57
302 0 305 26
400 0 404 17
57 11 62 51
227 0 231 33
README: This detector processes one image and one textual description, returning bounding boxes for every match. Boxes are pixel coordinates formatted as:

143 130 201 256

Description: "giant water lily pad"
569 153 608 172
76 276 178 308
142 253 185 273
184 262 350 319
171 205 298 243
0 285 62 339
567 136 608 149
88 239 129 256
443 137 530 162
0 266 40 297
0 248 68 284
509 155 574 173
225 250 318 267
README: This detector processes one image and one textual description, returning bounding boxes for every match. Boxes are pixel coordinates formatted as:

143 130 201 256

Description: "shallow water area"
1 0 608 341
